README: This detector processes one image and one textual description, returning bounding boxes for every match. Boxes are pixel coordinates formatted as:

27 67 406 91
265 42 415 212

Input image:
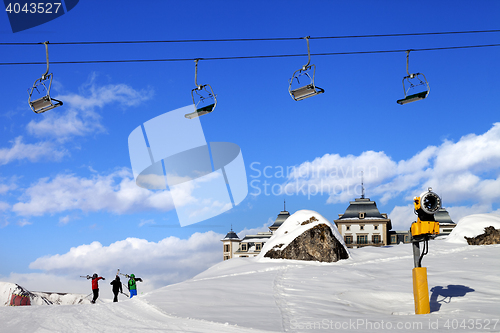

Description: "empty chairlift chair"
289 36 324 101
185 59 217 119
397 50 430 105
28 41 63 114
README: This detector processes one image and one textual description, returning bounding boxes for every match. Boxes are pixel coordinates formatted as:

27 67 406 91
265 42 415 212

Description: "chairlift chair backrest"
28 73 63 113
397 50 430 105
185 84 217 119
289 65 325 101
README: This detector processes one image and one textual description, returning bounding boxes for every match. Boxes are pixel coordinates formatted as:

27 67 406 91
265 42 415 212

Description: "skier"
127 274 143 299
88 273 105 304
110 275 123 302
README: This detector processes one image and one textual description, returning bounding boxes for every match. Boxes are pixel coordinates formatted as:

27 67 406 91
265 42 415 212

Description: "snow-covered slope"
0 214 499 332
256 209 348 260
447 213 500 244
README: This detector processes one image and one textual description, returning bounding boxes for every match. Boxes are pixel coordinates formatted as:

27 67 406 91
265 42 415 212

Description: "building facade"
334 197 392 248
221 209 290 260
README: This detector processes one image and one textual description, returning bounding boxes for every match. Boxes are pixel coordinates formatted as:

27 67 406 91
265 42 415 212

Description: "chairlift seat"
185 103 215 119
29 95 63 114
290 85 324 101
397 91 428 105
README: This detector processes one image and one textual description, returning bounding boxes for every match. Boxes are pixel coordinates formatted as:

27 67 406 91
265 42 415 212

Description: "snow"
256 209 348 258
446 213 500 244
0 214 499 332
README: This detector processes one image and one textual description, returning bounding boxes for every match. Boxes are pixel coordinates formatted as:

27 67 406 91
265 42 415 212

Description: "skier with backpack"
127 274 143 298
88 273 105 304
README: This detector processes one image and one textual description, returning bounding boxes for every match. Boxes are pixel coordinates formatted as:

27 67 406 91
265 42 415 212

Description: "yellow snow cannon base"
412 267 430 314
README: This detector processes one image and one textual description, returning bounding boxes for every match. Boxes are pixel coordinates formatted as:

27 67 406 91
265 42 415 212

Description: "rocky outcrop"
464 226 500 245
264 223 349 262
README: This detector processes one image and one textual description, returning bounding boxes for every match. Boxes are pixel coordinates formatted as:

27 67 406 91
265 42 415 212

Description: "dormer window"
241 243 247 251
359 212 365 219
256 243 261 251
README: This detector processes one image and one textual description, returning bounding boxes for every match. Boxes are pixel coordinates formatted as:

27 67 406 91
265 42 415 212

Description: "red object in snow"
10 293 31 306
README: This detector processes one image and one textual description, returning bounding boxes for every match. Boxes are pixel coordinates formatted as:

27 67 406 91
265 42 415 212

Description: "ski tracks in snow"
272 265 297 332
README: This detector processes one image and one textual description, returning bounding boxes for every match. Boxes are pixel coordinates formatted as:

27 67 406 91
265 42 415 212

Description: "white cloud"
27 73 154 141
281 123 500 210
28 231 223 293
0 201 10 211
138 219 155 227
387 205 416 230
12 168 174 216
0 136 67 165
59 215 71 225
237 219 273 239
16 219 32 227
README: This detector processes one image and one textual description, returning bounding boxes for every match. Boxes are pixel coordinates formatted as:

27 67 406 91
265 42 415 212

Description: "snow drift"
446 213 500 244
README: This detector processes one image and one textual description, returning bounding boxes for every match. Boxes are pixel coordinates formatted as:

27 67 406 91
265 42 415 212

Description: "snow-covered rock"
0 282 91 306
257 209 349 262
447 213 500 244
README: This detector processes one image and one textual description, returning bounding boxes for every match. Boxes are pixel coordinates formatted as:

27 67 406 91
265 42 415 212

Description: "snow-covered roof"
257 209 349 260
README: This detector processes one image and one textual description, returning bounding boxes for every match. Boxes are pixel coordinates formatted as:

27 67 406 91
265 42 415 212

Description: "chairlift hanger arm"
194 59 202 89
302 36 311 70
42 41 50 80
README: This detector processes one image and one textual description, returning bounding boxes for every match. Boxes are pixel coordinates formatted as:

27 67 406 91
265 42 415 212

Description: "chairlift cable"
1 43 499 66
0 29 499 45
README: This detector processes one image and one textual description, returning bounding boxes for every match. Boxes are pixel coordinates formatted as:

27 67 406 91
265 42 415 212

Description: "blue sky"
1 1 499 294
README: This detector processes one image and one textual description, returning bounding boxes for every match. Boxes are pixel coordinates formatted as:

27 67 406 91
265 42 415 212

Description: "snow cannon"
411 188 441 240
410 187 441 315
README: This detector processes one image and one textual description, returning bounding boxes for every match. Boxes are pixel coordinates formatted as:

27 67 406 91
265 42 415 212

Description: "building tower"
221 226 241 260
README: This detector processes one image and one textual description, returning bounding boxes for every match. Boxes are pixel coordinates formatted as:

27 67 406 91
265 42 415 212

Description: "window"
224 255 229 261
360 225 364 230
372 235 380 244
241 243 247 251
345 235 353 244
391 235 396 243
357 235 368 244
224 244 230 252
256 243 262 251
346 225 350 231
359 212 365 219
374 225 378 230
